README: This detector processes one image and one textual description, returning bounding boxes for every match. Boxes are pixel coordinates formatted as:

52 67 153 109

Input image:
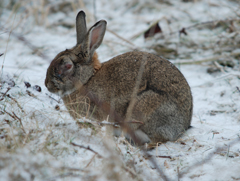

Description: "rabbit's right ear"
76 11 87 44
83 20 107 60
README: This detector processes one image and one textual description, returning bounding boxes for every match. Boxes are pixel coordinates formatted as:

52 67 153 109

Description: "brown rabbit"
45 11 193 144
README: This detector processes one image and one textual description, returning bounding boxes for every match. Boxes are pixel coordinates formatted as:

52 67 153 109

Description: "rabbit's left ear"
83 20 107 59
76 11 87 44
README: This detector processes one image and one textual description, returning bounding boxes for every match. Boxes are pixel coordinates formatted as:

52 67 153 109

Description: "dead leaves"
143 21 189 39
144 22 162 39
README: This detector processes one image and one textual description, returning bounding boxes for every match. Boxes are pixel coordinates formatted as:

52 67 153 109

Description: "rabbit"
45 11 193 145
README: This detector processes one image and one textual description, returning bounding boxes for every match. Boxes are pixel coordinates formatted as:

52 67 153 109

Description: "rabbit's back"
87 51 191 111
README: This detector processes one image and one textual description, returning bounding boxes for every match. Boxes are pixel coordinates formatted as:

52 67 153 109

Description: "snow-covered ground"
0 0 240 180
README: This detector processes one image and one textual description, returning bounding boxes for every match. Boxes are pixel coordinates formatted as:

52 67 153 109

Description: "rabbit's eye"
55 71 64 82
57 75 64 83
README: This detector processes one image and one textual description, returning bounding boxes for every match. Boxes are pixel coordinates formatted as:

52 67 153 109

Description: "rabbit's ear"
76 11 87 44
85 20 107 59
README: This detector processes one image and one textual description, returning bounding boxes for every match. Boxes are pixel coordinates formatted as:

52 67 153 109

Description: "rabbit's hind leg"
131 90 185 143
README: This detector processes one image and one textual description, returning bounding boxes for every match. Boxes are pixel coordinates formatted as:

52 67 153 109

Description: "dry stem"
71 142 103 158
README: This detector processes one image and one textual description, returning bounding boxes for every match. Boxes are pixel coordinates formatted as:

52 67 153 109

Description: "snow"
0 0 240 180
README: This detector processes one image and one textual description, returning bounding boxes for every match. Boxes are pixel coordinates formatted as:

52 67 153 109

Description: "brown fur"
93 52 101 71
45 11 193 144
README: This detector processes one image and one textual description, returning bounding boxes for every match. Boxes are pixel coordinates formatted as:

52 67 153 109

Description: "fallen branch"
156 156 172 159
70 142 103 158
144 155 172 159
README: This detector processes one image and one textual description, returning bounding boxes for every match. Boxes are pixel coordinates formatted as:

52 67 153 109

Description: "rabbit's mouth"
46 84 75 98
45 82 59 94
58 89 76 98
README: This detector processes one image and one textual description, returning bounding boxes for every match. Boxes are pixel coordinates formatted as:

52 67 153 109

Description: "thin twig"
70 142 103 158
6 94 25 113
93 0 97 22
0 88 25 113
173 52 240 65
84 154 96 168
47 173 82 181
26 90 37 99
104 40 140 50
59 166 85 172
3 110 26 133
168 18 240 37
144 154 172 159
12 112 26 134
125 56 147 124
3 110 15 119
177 166 180 181
236 86 240 93
45 93 61 103
98 121 119 127
122 165 138 179
0 87 11 101
107 29 136 47
0 26 50 61
1 14 17 76
23 129 33 144
125 120 144 125
145 151 169 181
213 61 225 73
156 156 172 159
